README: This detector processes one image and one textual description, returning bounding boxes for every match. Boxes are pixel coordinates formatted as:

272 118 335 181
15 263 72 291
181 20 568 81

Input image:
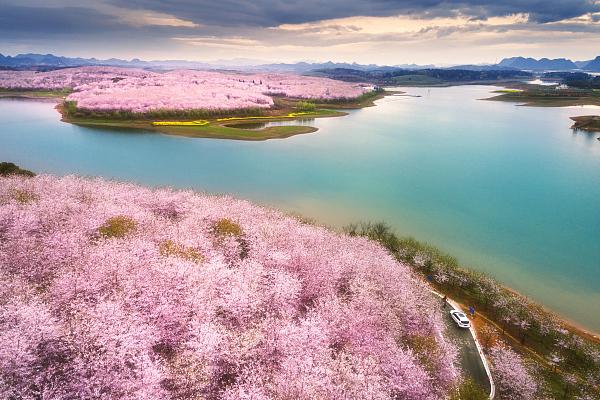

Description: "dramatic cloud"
1 0 599 64
109 0 600 25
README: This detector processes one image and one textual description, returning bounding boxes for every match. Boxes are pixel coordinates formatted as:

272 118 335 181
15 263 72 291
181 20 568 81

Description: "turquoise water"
1 86 599 332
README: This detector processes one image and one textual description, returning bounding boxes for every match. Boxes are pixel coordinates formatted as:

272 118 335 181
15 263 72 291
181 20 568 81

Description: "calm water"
1 86 599 332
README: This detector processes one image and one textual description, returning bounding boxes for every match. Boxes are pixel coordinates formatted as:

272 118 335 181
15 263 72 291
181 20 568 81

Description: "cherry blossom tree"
0 174 458 399
0 67 370 113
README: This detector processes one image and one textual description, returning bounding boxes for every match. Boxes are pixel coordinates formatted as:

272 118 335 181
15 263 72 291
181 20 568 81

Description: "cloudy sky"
2 0 600 65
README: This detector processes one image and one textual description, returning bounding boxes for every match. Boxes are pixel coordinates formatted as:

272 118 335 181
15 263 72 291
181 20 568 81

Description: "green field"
62 109 346 140
5 87 391 140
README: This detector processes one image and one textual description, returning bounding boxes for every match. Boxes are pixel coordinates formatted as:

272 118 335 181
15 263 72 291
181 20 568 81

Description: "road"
437 297 493 396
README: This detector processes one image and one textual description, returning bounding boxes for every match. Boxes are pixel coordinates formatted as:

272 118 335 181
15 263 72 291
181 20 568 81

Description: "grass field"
60 107 346 140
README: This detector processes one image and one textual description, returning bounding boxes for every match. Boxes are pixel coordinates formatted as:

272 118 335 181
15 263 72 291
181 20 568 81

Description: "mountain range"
0 53 599 72
0 53 433 72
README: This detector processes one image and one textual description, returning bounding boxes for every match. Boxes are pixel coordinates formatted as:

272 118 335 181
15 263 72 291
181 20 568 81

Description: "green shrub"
296 101 316 112
98 216 137 239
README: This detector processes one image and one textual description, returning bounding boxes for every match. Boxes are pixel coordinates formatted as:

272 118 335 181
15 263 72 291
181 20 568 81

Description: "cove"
1 85 599 332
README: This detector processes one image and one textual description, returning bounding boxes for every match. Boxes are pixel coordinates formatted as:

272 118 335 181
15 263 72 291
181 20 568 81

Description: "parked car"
450 310 471 328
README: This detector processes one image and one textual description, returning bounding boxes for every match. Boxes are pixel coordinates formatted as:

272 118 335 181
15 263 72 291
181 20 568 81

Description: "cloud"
108 0 600 26
1 0 599 64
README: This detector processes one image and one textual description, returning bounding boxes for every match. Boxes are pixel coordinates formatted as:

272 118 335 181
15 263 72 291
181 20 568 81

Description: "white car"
450 310 471 328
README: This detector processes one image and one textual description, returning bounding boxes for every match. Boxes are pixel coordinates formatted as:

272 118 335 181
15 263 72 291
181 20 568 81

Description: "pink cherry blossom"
0 174 457 399
0 67 370 113
489 345 538 400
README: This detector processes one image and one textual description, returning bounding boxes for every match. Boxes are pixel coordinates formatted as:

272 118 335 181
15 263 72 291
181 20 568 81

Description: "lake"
1 86 599 332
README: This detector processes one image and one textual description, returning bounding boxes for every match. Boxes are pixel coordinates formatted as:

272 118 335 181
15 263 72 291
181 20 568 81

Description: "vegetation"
212 218 243 237
0 175 459 399
61 102 348 141
12 189 38 204
152 120 209 126
0 87 72 98
449 379 488 400
98 215 137 239
159 240 204 263
0 162 35 177
296 101 316 111
543 72 600 89
570 115 600 132
62 100 269 121
311 68 533 86
344 222 600 399
486 85 600 107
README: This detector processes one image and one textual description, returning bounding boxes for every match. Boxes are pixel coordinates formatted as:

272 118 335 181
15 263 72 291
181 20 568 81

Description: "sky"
1 0 600 65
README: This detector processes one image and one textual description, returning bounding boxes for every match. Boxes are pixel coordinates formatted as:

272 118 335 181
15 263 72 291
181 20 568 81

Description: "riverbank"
58 105 339 141
3 162 598 399
346 223 600 399
3 87 394 140
0 171 460 399
3 85 598 335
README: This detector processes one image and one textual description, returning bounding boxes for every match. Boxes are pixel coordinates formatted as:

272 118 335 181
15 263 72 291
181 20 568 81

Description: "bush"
296 101 316 111
98 216 137 239
0 162 35 177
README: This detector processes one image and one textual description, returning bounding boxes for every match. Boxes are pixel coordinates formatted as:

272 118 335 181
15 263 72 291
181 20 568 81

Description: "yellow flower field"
152 120 209 126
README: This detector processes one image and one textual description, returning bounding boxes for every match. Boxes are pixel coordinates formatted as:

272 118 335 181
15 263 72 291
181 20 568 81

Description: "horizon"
2 1 600 65
0 52 597 69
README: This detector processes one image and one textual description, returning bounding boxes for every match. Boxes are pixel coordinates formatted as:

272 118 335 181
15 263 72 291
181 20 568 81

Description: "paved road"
439 300 491 394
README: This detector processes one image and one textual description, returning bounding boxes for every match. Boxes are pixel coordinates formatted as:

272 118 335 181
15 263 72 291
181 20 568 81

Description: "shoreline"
2 168 598 397
2 88 395 141
2 89 598 334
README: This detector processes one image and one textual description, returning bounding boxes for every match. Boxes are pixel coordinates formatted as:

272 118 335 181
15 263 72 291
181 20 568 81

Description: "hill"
498 57 578 71
582 56 600 72
0 174 458 399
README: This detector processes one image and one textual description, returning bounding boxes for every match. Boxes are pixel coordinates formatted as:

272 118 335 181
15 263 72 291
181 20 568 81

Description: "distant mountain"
575 60 592 69
4 51 596 74
0 53 218 70
0 53 414 72
582 56 600 72
393 63 436 70
498 57 578 71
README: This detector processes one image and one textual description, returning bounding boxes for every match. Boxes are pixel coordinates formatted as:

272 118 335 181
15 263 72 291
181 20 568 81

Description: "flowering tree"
0 175 457 399
489 345 538 400
0 67 370 113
